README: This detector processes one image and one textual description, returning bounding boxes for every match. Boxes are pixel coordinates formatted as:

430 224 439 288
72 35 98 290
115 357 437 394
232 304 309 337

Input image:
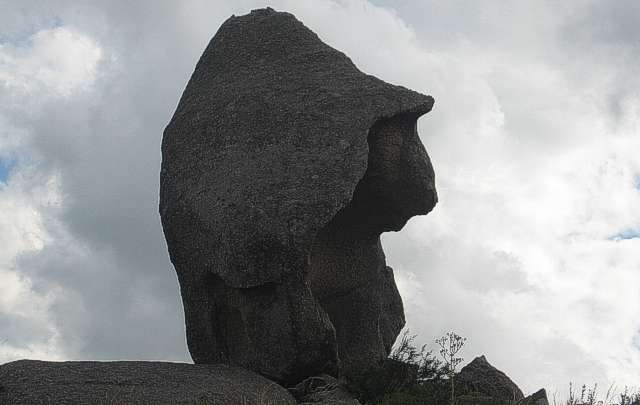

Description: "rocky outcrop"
456 356 524 401
160 7 436 385
0 360 297 404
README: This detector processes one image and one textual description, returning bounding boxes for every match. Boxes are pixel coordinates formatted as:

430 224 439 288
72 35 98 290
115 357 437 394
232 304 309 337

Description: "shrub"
435 331 467 405
344 330 454 405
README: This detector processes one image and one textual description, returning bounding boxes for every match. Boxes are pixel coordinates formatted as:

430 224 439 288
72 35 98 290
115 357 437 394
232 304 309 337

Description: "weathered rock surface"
0 360 296 404
160 7 436 385
290 374 361 404
456 356 524 401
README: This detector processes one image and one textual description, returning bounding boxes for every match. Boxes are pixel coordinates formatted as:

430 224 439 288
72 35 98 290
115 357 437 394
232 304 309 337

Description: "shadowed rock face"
160 7 436 385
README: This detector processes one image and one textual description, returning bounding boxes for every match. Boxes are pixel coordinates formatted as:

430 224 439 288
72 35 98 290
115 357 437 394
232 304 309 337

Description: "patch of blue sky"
609 228 640 241
0 16 63 46
0 158 16 184
634 174 640 191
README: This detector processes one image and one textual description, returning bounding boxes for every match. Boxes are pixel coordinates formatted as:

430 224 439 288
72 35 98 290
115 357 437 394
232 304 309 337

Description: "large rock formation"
160 7 437 385
0 360 297 404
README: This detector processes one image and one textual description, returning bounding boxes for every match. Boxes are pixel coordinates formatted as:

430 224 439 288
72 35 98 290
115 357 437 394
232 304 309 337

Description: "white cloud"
0 22 102 363
0 26 102 97
0 168 63 362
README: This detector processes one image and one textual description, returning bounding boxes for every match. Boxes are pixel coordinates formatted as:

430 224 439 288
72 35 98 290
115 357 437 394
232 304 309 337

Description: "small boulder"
456 355 524 401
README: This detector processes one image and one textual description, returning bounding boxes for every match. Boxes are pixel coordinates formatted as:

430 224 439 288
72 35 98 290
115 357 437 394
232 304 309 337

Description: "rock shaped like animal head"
160 7 437 385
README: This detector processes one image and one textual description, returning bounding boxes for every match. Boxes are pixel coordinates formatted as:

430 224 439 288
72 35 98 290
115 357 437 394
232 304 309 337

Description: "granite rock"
0 360 296 405
160 7 436 384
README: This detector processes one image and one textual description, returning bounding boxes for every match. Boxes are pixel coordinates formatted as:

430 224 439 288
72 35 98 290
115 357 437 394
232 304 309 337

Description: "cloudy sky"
1 0 639 395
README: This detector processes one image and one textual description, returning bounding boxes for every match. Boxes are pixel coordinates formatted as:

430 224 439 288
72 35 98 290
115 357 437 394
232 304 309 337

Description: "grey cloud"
0 312 54 348
561 0 640 48
383 231 531 295
0 0 59 43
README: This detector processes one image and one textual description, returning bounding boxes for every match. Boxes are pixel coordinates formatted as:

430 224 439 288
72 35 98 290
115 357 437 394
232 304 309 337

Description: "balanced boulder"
160 7 437 385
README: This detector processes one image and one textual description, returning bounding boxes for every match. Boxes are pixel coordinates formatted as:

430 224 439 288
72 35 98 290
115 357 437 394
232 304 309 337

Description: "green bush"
344 330 452 405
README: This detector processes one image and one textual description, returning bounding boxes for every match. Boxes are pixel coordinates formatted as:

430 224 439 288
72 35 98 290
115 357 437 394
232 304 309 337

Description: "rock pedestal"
160 7 437 385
